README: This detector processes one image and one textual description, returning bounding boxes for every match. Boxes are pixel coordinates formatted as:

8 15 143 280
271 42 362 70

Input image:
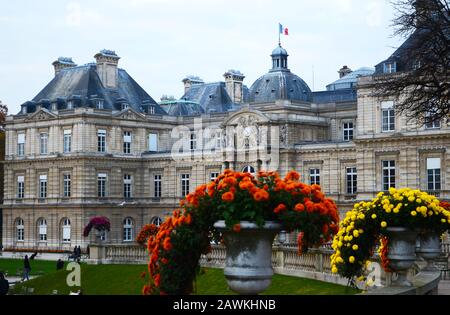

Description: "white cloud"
65 2 108 28
366 0 383 27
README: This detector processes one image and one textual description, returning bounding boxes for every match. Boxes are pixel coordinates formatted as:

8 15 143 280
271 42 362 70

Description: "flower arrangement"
144 170 340 295
136 224 159 247
83 216 111 237
331 188 450 279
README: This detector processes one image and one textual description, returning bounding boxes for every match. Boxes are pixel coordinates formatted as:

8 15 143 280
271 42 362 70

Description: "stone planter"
386 227 418 287
416 231 441 272
214 220 281 295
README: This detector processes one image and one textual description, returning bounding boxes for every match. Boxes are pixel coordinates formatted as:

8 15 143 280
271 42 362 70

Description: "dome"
249 71 312 103
271 45 288 56
249 45 312 103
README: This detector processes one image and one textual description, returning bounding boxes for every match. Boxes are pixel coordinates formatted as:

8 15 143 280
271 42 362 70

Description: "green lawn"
0 258 59 277
1 259 359 295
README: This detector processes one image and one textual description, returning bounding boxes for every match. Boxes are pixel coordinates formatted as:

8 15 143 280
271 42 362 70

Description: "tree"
374 0 449 125
0 100 8 127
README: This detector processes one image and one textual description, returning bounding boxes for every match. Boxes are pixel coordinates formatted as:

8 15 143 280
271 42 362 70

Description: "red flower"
274 204 287 214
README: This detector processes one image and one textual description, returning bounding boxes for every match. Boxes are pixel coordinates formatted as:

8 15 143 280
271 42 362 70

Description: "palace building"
2 31 449 250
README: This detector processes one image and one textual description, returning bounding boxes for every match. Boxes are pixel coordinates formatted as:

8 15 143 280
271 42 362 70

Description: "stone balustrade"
87 242 449 294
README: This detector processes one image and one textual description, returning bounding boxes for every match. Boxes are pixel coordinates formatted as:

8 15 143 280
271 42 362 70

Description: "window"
425 112 441 129
98 173 107 197
215 131 222 149
310 169 320 185
427 158 441 191
123 131 132 154
123 218 133 242
210 172 219 182
98 130 106 153
16 218 24 241
382 160 396 191
17 133 25 156
242 166 256 175
121 103 129 111
63 174 71 198
151 217 163 227
190 133 197 151
38 219 47 241
346 167 357 194
62 218 71 243
96 100 104 109
63 130 72 153
17 176 25 199
381 101 395 132
148 133 158 152
149 106 155 115
384 62 397 74
123 174 132 199
343 122 354 141
154 175 162 198
40 133 48 155
181 174 190 197
39 175 47 198
67 100 73 110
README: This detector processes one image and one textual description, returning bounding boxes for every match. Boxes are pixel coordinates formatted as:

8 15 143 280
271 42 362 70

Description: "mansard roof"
312 88 357 104
24 64 166 115
180 82 234 114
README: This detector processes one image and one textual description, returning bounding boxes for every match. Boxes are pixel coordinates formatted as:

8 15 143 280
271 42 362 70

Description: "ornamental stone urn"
416 231 442 272
214 221 281 295
385 227 418 287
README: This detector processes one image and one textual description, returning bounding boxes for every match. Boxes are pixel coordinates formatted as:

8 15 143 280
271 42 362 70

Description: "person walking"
0 272 9 295
22 255 31 281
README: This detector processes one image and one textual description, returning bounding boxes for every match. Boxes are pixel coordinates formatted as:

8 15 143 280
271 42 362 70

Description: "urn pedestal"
386 227 418 287
416 232 441 272
214 221 281 295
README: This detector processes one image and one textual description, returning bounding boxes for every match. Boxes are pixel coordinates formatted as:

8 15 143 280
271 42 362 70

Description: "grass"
0 258 59 277
1 259 359 295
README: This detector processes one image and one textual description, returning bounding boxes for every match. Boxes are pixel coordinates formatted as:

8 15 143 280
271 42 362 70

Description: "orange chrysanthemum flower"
274 203 287 214
294 203 305 212
222 191 235 202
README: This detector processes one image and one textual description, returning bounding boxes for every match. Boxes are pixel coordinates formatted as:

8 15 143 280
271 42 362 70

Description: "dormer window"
383 62 397 74
121 103 129 111
67 100 73 109
149 106 155 115
51 102 58 111
97 100 104 109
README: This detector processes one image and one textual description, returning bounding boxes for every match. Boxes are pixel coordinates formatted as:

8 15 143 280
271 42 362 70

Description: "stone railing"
88 244 148 264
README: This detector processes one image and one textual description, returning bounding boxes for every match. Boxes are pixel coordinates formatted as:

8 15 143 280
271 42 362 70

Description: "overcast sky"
0 0 405 114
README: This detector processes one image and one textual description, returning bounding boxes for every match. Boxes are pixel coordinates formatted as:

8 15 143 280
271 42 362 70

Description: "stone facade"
2 42 449 251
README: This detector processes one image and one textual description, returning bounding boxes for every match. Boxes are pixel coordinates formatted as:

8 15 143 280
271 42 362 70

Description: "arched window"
151 217 163 227
38 218 47 241
123 217 134 242
16 218 24 241
242 165 256 175
62 218 71 243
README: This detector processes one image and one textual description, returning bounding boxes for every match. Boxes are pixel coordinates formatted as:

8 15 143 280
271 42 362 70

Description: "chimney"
223 70 245 104
52 57 77 76
338 65 352 78
94 49 120 89
182 76 204 94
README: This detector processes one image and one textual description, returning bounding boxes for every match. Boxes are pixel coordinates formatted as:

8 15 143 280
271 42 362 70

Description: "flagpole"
278 23 281 46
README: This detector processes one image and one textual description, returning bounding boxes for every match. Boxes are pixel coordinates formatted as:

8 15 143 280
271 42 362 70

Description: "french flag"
279 23 289 35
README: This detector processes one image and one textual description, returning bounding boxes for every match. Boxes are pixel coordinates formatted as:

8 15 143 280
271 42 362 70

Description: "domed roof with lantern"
249 44 313 104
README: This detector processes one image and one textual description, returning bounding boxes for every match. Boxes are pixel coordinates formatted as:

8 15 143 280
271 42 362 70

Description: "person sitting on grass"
0 272 9 295
56 259 64 270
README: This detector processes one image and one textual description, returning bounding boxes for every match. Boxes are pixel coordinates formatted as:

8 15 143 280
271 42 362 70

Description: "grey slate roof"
25 64 166 115
180 82 234 113
159 100 205 116
249 71 313 103
312 88 357 104
326 67 375 91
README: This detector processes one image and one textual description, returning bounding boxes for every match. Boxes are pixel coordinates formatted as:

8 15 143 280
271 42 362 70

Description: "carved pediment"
223 108 270 127
25 108 58 122
114 108 146 122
